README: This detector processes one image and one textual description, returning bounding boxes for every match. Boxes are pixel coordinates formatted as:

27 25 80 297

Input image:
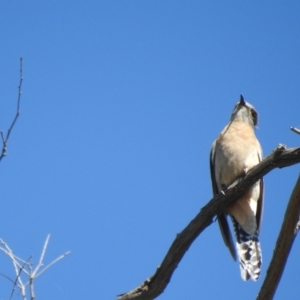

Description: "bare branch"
256 175 300 300
32 234 50 278
0 235 70 300
117 145 300 300
290 127 300 135
0 238 28 299
35 251 71 278
10 256 32 300
0 273 15 284
0 56 24 162
0 239 30 276
28 234 70 299
31 234 70 279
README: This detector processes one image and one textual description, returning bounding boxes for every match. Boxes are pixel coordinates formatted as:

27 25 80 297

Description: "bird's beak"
239 94 246 106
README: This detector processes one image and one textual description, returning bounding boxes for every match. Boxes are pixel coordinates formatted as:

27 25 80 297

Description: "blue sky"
0 2 299 299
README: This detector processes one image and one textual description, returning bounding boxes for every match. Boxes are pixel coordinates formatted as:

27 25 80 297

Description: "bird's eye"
250 109 257 125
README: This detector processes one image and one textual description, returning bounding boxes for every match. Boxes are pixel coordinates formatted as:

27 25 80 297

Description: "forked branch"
117 145 300 300
0 235 70 300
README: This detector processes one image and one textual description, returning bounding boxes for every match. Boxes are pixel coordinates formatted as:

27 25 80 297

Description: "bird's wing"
210 142 237 261
255 152 264 233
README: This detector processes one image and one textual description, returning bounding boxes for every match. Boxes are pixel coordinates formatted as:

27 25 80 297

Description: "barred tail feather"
231 217 262 281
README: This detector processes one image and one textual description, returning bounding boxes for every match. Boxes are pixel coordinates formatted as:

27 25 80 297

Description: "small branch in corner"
0 56 24 162
0 235 70 299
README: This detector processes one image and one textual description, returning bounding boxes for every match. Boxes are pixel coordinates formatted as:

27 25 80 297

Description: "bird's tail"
231 217 262 281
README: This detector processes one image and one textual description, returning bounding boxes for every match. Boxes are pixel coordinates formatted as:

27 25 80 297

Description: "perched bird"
210 95 264 281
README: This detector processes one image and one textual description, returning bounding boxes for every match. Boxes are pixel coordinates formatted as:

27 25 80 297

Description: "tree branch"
0 235 70 299
0 56 23 162
256 174 300 300
290 127 300 135
117 144 300 300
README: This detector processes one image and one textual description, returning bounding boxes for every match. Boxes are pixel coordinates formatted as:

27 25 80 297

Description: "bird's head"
230 95 258 128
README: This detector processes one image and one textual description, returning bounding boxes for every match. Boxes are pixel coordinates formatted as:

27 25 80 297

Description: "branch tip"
291 127 300 135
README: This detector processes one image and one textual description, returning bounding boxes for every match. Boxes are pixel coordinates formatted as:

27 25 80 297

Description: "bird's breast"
214 122 261 188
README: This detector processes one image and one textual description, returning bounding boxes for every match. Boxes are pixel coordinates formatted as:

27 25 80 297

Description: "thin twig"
29 235 70 300
31 235 71 278
32 234 50 277
0 56 23 162
10 256 32 300
35 251 71 278
0 273 15 284
290 127 300 135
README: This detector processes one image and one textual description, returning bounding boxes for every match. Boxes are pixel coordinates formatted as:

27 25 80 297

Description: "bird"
210 95 264 281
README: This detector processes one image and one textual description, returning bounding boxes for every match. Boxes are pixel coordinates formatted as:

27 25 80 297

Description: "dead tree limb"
0 234 70 300
0 56 23 162
256 175 300 300
117 144 300 300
